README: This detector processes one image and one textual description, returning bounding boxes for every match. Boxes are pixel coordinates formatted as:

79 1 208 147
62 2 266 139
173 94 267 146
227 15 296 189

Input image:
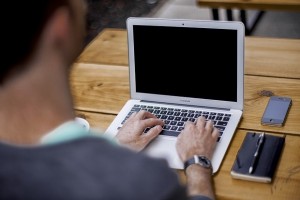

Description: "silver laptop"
105 17 244 174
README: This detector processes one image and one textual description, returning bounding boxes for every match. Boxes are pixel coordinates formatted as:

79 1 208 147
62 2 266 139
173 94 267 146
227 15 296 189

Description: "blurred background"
85 0 300 45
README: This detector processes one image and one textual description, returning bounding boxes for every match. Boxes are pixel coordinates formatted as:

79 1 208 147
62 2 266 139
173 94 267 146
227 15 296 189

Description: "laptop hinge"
141 100 230 111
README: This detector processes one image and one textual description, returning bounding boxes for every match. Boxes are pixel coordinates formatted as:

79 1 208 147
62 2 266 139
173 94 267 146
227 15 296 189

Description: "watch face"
197 156 212 169
184 155 212 171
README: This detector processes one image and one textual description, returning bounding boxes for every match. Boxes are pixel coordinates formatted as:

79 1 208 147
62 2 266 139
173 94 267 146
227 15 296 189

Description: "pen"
249 133 265 174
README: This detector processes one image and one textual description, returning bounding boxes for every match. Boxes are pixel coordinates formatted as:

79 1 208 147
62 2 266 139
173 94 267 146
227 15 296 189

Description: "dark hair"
1 0 70 83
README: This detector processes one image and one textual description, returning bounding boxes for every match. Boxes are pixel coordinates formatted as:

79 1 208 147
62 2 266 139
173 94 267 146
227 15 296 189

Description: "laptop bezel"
126 17 244 111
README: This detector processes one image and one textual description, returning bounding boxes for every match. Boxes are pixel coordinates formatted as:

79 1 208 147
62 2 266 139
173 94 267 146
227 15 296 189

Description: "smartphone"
261 96 292 127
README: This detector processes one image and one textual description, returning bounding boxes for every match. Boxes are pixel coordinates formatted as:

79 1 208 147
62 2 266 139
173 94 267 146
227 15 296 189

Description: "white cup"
75 117 90 131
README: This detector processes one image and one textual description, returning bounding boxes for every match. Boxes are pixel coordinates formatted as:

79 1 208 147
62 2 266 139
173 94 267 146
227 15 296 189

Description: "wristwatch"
184 155 212 171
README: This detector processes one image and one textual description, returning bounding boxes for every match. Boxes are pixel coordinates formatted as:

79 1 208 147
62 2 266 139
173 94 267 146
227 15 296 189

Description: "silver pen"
249 133 265 174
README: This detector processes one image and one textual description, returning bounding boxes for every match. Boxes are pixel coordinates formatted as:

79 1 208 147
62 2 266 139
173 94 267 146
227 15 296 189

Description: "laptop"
105 17 244 174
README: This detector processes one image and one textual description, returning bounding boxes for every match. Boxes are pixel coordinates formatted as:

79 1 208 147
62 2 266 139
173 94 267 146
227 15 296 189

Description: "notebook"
105 17 245 174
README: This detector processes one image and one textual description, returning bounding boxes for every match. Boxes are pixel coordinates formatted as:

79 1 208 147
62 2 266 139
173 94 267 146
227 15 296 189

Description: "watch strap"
184 155 212 171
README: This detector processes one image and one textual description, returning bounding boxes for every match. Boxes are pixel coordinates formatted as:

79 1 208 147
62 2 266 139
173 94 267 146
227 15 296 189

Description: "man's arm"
186 165 214 200
176 117 219 200
115 112 217 199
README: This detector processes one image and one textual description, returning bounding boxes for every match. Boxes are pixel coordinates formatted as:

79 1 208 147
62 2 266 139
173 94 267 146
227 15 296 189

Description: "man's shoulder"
62 137 175 176
51 137 185 199
0 137 186 200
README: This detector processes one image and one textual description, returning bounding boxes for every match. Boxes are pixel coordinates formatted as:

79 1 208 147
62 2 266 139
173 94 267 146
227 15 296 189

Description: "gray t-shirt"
0 136 211 200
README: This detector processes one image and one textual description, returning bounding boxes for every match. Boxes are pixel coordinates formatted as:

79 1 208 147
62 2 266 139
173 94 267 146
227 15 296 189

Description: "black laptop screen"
133 25 238 102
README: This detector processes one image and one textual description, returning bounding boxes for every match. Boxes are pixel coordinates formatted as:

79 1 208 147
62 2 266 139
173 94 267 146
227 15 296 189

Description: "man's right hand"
176 116 219 162
176 116 219 200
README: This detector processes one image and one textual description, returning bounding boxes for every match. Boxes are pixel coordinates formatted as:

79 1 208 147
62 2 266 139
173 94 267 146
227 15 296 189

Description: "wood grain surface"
71 110 300 200
76 29 300 79
71 63 300 135
71 29 300 200
71 109 300 200
177 130 300 200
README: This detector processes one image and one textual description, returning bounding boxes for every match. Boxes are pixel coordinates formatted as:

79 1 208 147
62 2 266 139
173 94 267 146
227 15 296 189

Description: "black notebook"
231 132 285 183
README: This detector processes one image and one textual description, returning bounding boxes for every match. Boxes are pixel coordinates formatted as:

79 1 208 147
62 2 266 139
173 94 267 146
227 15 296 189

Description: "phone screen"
261 96 292 126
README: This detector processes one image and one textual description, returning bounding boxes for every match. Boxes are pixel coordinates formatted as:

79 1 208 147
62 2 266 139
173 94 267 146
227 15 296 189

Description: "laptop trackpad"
143 136 184 169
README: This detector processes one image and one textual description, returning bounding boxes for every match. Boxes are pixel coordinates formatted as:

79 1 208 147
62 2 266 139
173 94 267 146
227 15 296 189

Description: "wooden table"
196 0 300 35
72 28 300 199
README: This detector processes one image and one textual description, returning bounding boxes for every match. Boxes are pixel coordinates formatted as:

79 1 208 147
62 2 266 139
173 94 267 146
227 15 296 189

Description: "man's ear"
42 7 72 49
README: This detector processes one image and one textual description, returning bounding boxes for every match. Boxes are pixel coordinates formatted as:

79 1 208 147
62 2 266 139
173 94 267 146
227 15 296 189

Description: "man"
0 1 219 199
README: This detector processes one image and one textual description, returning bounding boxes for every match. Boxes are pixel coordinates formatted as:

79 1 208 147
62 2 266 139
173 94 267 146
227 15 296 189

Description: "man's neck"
0 62 75 145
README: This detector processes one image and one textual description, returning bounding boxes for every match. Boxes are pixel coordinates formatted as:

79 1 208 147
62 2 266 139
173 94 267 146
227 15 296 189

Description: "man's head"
2 0 87 84
0 0 87 143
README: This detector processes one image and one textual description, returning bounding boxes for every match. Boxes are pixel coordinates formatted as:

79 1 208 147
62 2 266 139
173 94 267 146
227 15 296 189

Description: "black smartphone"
261 96 292 127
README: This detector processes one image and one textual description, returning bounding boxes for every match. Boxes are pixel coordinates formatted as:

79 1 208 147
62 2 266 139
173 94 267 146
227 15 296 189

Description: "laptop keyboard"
120 104 231 142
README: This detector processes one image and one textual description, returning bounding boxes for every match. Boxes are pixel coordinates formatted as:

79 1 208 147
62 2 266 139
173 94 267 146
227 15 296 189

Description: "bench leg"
240 10 265 35
212 8 219 20
240 10 250 35
210 8 264 36
212 9 234 21
226 9 233 21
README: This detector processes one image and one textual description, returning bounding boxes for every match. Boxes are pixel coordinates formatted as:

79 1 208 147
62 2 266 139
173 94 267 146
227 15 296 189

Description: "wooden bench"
196 0 300 35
